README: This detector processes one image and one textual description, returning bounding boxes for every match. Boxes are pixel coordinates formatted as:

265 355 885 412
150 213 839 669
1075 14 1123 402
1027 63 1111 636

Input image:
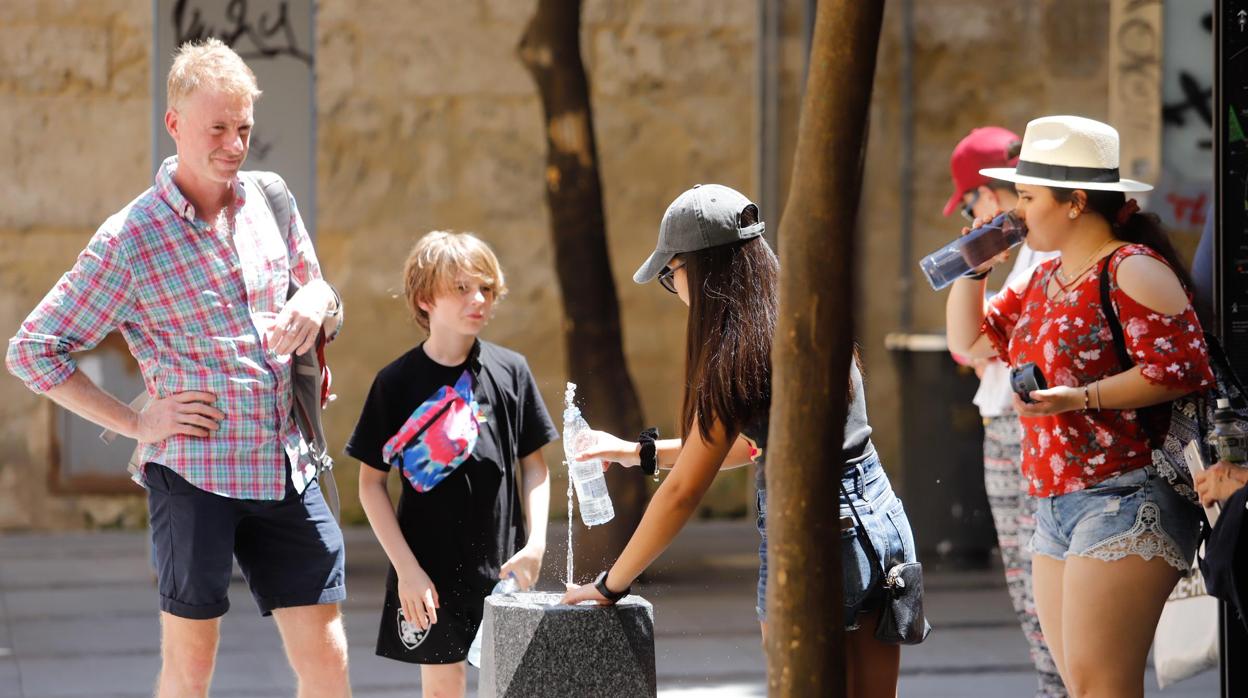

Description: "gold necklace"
1056 239 1116 287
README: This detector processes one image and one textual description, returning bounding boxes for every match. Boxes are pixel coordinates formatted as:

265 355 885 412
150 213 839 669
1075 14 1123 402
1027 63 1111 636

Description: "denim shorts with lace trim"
1030 465 1201 573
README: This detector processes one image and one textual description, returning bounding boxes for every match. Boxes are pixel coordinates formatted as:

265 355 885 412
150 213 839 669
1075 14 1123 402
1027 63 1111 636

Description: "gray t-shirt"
746 360 876 491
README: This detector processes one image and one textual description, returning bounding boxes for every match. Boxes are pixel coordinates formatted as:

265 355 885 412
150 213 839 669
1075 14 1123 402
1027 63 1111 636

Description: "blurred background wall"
0 0 1212 535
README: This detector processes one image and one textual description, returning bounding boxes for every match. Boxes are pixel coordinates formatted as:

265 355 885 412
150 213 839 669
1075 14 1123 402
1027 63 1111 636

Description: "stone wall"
0 1 153 528
0 0 1124 531
0 0 759 529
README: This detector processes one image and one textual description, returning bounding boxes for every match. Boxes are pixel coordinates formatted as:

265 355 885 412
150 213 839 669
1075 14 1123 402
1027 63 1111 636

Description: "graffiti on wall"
154 0 316 233
172 0 313 66
1155 3 1214 237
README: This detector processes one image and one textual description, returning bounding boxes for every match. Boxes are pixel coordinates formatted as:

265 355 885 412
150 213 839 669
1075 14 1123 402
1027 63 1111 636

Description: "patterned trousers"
983 413 1067 697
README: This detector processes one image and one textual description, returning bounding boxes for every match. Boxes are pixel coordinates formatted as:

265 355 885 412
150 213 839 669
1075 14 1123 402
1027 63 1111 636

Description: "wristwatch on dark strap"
638 427 659 481
593 569 631 603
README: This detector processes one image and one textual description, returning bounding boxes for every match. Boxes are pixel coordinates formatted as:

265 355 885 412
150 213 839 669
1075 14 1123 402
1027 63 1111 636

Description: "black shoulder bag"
839 480 932 645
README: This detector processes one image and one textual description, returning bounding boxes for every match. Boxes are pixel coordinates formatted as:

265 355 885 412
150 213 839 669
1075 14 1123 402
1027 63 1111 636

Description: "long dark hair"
1050 188 1195 291
677 234 865 442
679 236 779 443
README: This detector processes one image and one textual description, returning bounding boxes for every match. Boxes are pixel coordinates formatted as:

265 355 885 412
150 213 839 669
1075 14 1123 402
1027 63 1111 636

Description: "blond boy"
349 232 556 697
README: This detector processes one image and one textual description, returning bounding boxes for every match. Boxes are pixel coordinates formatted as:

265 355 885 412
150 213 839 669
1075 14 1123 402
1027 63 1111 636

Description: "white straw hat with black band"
979 115 1153 193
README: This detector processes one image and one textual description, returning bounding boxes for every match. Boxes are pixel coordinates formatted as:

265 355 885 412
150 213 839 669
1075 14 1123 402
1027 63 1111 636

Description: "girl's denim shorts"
756 454 917 630
1031 465 1202 572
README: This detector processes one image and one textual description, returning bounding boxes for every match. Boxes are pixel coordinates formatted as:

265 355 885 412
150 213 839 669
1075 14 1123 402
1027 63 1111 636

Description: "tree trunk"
766 1 885 696
518 0 647 577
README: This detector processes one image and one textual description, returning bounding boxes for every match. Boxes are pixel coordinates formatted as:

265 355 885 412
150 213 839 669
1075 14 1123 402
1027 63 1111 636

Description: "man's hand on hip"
269 280 335 356
135 391 224 443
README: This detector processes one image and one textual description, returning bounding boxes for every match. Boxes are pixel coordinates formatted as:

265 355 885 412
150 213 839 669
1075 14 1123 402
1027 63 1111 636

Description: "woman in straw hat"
947 115 1213 696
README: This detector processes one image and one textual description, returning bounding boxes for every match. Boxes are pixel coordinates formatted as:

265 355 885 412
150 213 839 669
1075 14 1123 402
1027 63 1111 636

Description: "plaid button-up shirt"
6 156 323 500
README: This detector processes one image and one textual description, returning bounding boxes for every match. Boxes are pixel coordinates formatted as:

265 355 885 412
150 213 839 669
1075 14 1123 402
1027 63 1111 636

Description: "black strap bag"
839 480 932 645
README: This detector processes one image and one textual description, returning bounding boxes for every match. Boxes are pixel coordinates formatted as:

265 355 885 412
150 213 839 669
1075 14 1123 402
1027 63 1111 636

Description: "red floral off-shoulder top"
982 244 1213 497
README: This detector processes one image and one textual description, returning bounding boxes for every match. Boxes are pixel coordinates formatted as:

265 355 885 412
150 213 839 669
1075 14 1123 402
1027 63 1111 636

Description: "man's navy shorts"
145 462 346 620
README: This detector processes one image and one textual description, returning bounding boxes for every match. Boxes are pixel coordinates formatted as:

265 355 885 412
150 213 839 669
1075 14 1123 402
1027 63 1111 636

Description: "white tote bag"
1153 566 1219 688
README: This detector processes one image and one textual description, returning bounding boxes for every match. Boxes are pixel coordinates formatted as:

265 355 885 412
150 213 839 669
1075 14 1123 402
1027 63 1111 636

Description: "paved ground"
0 520 1220 697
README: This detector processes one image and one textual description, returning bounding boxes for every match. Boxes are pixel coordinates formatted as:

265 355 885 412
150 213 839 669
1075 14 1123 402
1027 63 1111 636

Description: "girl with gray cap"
561 184 916 695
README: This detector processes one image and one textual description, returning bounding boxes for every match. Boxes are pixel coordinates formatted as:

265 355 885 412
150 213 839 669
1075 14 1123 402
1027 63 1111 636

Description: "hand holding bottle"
921 209 1026 289
961 210 1015 277
563 406 616 527
573 429 641 470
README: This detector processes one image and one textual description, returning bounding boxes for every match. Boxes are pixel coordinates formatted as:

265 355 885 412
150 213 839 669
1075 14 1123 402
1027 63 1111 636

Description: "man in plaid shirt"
6 39 350 698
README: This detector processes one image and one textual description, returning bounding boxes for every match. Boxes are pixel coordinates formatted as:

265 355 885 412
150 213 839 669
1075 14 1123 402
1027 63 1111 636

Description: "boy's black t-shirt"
346 340 559 598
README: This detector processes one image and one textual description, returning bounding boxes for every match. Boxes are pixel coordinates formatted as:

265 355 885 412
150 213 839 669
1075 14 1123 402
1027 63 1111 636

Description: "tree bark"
518 0 647 576
766 1 885 696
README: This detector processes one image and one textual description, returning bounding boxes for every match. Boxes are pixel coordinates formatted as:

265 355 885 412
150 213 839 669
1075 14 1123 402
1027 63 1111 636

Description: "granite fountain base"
478 591 656 698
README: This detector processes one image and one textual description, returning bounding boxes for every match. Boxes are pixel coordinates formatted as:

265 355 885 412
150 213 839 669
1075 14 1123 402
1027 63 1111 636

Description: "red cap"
942 126 1021 217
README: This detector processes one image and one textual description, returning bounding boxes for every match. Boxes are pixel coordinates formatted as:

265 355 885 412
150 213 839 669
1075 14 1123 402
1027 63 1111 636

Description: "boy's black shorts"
145 462 346 619
375 583 485 664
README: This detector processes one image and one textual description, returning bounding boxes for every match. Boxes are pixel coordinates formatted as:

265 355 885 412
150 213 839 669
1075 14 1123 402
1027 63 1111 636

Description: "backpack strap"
1099 247 1192 450
242 171 338 517
1099 252 1133 370
243 171 292 240
244 172 343 340
1200 332 1248 401
242 171 300 293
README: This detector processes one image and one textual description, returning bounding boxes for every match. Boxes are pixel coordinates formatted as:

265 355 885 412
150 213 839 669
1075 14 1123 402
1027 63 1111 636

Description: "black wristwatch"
593 569 631 603
638 427 659 481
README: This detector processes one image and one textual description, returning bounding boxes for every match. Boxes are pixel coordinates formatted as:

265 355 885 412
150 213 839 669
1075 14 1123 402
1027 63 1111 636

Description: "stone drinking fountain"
478 592 656 697
476 384 657 697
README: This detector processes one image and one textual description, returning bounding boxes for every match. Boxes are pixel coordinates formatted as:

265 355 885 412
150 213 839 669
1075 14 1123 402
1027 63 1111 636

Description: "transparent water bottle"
563 407 615 527
919 211 1028 290
466 573 518 668
1210 398 1248 465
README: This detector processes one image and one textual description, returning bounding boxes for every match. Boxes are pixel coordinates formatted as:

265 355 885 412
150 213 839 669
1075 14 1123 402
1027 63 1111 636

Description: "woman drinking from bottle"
946 115 1213 697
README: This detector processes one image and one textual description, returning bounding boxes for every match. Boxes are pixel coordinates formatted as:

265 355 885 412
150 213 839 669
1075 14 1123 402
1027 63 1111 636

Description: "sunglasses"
657 261 687 294
959 190 981 223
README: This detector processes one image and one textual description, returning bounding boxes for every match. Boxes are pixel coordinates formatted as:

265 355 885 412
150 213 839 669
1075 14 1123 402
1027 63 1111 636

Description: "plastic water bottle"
1210 398 1248 465
466 573 518 668
919 211 1028 290
563 383 615 527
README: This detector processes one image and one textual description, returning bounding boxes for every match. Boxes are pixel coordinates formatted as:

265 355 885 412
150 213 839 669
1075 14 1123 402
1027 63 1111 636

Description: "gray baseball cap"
632 183 766 284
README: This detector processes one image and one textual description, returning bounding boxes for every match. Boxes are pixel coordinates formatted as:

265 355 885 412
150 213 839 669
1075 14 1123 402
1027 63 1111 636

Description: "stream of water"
564 382 577 586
